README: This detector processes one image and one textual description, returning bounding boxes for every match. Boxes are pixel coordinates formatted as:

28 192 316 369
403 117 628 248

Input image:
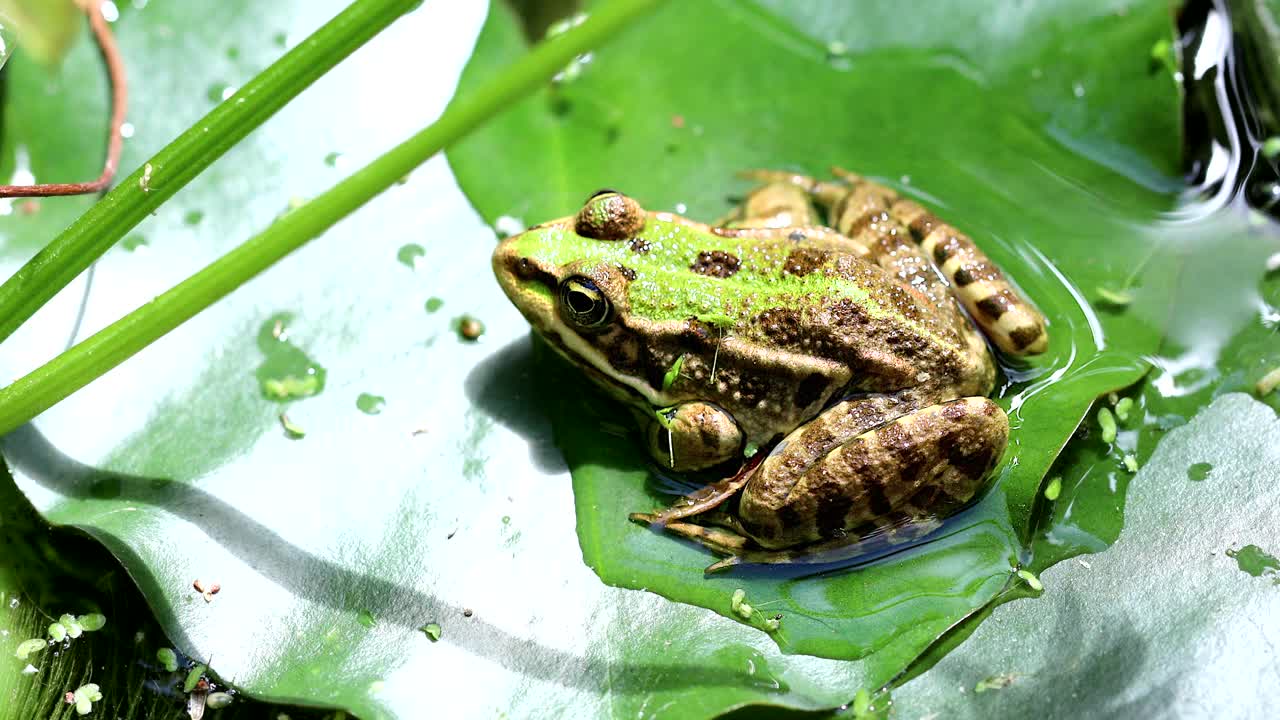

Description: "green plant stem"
0 0 666 436
0 0 422 346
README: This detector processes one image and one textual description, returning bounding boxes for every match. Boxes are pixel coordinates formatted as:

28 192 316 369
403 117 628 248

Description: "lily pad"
448 0 1179 680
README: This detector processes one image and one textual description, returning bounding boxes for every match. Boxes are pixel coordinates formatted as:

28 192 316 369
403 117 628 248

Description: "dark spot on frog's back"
827 298 870 327
630 237 651 254
615 264 637 281
690 250 741 278
755 308 802 344
783 247 829 277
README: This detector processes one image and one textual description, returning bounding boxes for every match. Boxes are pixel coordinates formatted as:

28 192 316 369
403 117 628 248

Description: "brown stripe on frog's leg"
891 199 1048 355
737 397 1008 550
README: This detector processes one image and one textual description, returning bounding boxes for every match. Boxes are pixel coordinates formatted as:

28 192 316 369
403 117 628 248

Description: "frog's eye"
559 276 612 329
576 191 645 240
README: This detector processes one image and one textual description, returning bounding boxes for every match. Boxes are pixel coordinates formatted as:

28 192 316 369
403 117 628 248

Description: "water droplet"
1072 81 1085 98
1187 462 1212 481
356 393 385 415
206 83 230 103
424 297 444 313
119 122 135 138
255 313 327 401
397 243 426 269
101 1 120 22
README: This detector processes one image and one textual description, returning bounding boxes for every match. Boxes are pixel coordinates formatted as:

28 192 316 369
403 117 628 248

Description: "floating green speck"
206 692 234 709
397 243 426 269
357 609 376 628
324 151 342 167
58 613 83 638
1113 397 1134 422
663 355 685 390
1122 454 1139 473
77 613 106 632
156 647 178 672
743 442 759 458
183 663 207 693
1263 137 1280 159
424 297 444 313
1044 477 1061 501
1095 286 1134 308
421 622 442 641
14 638 46 660
1016 569 1043 591
279 413 305 439
1097 407 1117 444
72 683 102 715
48 621 67 642
1257 366 1280 397
1225 544 1280 578
730 588 753 619
356 393 386 415
975 673 1018 693
1187 462 1212 482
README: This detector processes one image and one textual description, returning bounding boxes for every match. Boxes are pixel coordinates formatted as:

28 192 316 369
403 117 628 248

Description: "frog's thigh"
890 199 1048 355
739 397 1008 548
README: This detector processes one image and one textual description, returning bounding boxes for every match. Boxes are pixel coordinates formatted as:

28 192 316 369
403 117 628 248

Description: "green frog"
492 168 1047 572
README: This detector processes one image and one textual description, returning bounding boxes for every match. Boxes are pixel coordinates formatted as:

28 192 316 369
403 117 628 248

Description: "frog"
491 167 1048 572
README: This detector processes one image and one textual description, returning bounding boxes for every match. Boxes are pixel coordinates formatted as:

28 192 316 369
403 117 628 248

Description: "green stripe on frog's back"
521 215 958 351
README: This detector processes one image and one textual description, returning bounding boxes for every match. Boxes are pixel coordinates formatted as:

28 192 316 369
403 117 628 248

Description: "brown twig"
0 0 127 198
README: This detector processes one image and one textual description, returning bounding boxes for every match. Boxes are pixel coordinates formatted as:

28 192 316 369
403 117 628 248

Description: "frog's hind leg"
737 396 1009 558
884 188 1048 355
704 514 944 573
741 169 959 313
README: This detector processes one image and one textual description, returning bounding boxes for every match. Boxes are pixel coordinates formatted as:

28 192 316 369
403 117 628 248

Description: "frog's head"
493 188 642 315
492 191 749 470
491 190 652 395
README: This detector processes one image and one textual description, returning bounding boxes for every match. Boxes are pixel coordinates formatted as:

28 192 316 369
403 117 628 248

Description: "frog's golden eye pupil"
559 277 611 328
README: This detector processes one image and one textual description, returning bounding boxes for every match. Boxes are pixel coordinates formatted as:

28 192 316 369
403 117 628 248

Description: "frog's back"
622 230 993 399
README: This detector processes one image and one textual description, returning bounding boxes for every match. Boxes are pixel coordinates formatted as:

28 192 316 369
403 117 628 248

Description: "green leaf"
0 0 78 66
0 2 1273 719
